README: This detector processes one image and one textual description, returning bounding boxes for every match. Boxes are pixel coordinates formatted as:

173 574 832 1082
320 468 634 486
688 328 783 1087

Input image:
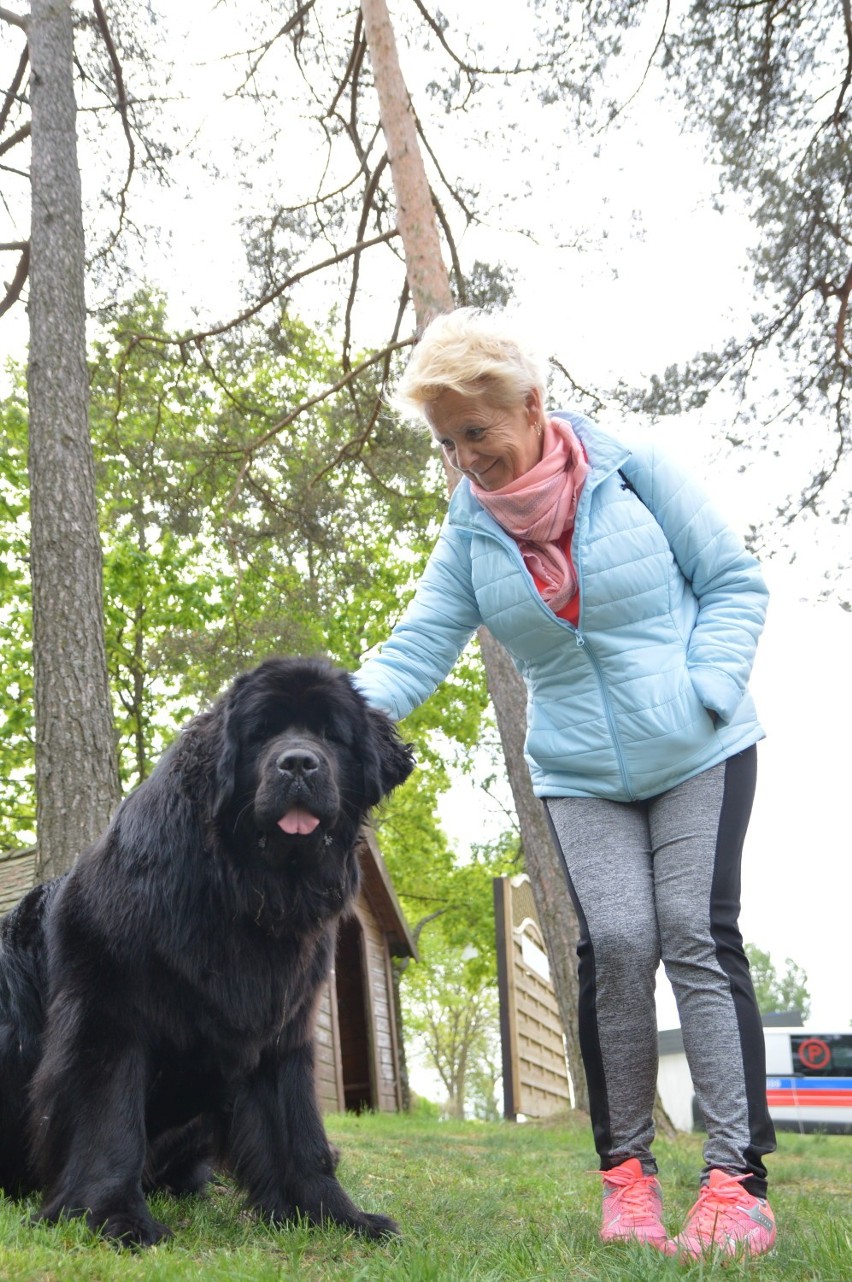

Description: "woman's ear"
526 386 545 426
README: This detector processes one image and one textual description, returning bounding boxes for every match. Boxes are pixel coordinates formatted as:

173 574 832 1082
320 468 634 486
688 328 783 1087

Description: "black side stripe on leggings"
709 746 776 1196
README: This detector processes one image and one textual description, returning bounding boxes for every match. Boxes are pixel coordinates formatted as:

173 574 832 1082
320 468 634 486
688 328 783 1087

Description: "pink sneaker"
669 1168 776 1258
599 1157 668 1248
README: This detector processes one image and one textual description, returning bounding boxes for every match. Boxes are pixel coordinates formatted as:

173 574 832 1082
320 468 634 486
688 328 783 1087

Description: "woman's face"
426 387 544 491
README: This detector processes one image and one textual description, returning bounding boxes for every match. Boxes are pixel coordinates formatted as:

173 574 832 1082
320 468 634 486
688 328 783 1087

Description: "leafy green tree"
0 375 34 847
381 823 520 1114
93 295 441 746
746 943 812 1022
401 931 501 1121
0 294 491 855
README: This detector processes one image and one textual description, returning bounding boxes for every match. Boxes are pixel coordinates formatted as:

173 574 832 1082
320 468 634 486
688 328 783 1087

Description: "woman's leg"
545 796 660 1172
649 748 776 1196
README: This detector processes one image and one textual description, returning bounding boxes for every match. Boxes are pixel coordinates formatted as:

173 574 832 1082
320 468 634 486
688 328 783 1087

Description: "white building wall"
657 1049 696 1132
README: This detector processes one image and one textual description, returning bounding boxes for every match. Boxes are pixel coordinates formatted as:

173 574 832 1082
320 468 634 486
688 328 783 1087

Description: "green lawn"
0 1112 848 1281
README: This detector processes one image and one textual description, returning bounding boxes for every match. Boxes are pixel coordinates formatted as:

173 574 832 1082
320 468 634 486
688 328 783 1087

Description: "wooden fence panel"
494 874 573 1120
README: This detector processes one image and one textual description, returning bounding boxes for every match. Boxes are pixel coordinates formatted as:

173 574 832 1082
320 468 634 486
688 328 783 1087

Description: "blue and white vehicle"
763 1028 852 1134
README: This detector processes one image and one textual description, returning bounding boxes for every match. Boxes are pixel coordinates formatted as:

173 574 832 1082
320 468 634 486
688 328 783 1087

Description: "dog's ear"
361 706 415 807
212 696 240 820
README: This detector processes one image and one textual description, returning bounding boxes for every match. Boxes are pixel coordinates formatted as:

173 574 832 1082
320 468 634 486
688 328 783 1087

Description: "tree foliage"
401 931 501 1120
0 373 34 844
0 293 489 853
746 942 812 1021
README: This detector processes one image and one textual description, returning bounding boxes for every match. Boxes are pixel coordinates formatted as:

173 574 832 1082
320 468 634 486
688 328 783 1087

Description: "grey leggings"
545 748 776 1196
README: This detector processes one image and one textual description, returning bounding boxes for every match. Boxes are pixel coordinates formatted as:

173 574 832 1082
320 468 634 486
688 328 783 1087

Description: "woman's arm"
622 443 769 723
352 522 483 722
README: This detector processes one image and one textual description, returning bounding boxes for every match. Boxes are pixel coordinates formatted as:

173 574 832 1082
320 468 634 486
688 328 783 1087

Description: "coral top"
530 528 580 625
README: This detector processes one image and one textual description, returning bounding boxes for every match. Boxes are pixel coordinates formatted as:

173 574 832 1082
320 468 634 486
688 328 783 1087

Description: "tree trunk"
359 0 588 1111
359 0 450 328
27 0 121 879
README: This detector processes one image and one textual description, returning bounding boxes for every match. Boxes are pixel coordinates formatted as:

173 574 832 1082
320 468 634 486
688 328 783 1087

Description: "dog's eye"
322 722 353 750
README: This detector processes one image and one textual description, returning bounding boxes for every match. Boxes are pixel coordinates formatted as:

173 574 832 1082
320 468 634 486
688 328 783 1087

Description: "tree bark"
359 0 589 1111
27 0 121 878
360 0 451 329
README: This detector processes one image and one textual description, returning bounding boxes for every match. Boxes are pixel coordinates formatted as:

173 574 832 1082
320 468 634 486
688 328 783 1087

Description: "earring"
535 420 543 438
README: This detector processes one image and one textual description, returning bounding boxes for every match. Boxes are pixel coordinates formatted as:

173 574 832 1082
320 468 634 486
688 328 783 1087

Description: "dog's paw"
89 1209 173 1248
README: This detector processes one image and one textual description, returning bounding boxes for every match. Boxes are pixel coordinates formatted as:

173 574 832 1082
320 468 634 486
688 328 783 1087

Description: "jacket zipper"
567 510 635 800
467 512 636 800
573 631 635 800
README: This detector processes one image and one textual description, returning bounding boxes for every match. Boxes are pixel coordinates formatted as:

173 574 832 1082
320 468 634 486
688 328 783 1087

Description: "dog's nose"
276 747 320 775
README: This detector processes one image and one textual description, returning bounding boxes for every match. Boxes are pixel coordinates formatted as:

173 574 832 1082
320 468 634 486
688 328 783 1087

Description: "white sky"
2 2 849 1034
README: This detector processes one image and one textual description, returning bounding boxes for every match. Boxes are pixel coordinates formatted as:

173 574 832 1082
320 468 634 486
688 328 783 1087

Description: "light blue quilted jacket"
354 412 768 801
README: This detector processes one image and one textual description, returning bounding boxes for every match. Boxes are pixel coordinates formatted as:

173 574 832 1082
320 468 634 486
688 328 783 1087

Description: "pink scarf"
471 417 589 613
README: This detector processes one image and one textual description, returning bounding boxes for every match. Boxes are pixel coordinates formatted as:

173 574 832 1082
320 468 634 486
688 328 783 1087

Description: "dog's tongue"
277 808 321 836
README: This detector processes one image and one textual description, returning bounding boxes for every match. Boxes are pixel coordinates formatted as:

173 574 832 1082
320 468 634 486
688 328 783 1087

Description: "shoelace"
684 1172 751 1236
600 1169 661 1221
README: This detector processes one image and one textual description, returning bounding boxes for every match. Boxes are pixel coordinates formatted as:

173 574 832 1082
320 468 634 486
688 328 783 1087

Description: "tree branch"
830 263 852 363
430 188 464 300
415 114 475 224
836 0 852 131
250 335 413 457
222 336 415 516
550 358 607 414
0 121 30 157
0 43 28 135
0 239 28 317
409 0 546 77
90 0 136 259
0 6 27 31
342 153 389 371
325 8 362 121
412 908 449 945
129 229 401 349
781 371 849 523
595 0 672 134
227 0 317 96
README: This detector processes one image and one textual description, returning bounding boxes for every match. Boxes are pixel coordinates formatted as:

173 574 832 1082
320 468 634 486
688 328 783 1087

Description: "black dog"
0 657 413 1246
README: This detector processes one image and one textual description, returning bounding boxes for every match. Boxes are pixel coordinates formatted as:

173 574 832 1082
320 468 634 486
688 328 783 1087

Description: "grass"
0 1112 849 1281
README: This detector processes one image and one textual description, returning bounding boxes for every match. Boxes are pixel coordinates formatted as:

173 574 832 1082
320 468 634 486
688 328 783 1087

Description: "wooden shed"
0 828 416 1115
315 827 417 1114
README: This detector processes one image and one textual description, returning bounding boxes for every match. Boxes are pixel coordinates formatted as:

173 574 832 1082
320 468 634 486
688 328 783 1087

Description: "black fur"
0 657 414 1246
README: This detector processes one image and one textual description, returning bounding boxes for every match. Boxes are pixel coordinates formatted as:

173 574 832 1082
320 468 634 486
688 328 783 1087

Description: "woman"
354 308 776 1257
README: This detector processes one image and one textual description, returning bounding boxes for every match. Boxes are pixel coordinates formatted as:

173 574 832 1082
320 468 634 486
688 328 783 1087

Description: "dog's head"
210 658 414 852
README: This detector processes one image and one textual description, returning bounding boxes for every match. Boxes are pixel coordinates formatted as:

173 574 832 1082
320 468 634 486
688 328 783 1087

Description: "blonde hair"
392 308 548 420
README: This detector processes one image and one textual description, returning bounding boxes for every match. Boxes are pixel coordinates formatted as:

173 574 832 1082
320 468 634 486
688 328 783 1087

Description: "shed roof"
357 828 417 960
0 846 36 917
